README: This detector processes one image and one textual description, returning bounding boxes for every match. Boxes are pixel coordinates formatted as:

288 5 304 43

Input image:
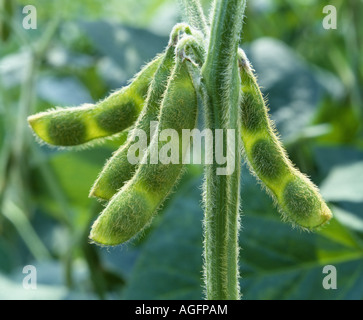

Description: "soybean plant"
90 25 184 200
28 0 332 300
238 49 331 229
28 56 161 147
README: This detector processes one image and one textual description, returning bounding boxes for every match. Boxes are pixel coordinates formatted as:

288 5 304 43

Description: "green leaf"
246 38 324 140
0 51 31 89
240 215 363 300
320 161 363 203
330 206 363 234
36 76 94 106
122 178 204 300
0 239 14 273
122 169 363 300
313 146 363 176
0 260 99 300
79 21 167 86
48 150 108 209
0 273 67 300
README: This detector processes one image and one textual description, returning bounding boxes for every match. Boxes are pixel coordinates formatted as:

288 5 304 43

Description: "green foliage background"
0 0 362 300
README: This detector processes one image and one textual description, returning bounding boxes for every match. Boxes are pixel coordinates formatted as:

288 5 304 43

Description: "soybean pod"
89 41 177 200
90 56 198 246
27 55 162 147
238 49 332 229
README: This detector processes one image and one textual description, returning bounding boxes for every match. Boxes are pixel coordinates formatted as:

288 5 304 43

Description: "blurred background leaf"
0 0 362 300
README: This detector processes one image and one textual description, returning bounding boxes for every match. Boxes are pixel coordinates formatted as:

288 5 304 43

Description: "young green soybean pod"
89 42 176 200
238 49 332 229
90 57 198 246
27 55 162 147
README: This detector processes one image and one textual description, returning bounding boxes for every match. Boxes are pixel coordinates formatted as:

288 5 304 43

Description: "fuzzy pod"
89 43 176 200
238 49 332 229
90 58 198 246
27 55 162 147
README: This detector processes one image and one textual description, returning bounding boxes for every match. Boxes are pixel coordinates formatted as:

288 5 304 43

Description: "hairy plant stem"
180 0 209 37
201 0 246 300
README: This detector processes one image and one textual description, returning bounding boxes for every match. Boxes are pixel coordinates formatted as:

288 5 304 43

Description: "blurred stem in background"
1 4 82 290
0 5 126 298
339 0 362 120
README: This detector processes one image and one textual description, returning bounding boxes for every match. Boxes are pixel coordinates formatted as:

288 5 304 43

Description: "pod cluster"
28 23 332 246
28 26 200 246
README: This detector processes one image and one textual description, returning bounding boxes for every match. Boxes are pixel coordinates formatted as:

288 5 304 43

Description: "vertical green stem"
201 0 246 300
